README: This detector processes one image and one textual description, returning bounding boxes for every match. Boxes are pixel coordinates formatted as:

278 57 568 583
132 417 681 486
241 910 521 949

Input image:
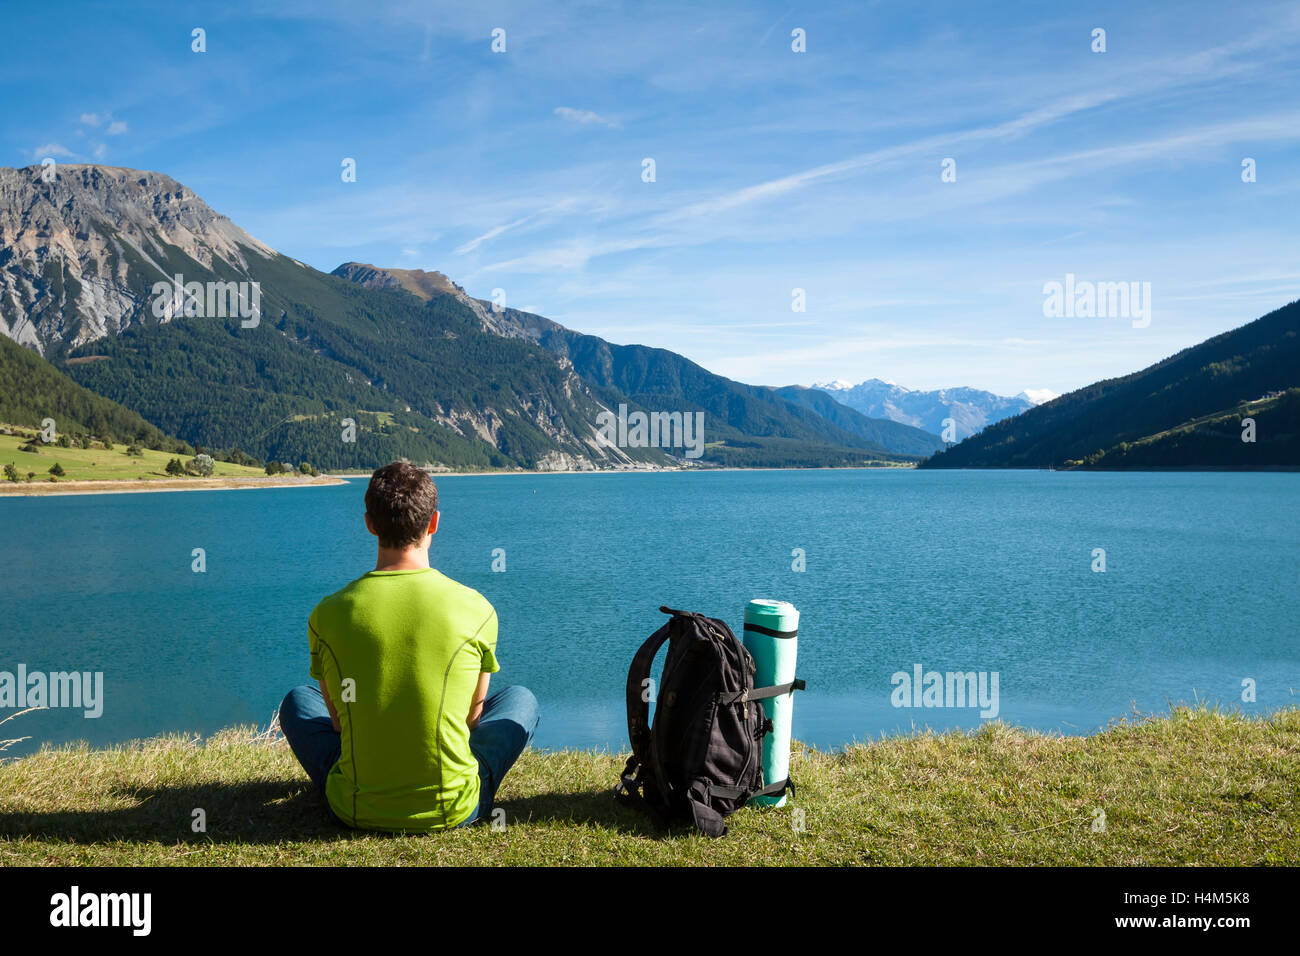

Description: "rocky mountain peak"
0 164 275 351
331 262 462 300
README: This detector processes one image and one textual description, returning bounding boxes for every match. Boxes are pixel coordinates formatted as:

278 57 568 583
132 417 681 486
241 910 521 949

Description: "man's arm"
467 671 490 730
319 678 341 732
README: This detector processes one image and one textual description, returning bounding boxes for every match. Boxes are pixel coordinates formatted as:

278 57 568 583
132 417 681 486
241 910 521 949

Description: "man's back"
308 567 499 831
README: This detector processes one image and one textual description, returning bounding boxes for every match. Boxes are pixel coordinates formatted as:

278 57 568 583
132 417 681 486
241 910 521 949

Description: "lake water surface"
1 469 1296 757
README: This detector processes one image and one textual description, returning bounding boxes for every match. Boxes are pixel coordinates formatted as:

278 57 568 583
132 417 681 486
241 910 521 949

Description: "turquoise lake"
1 469 1297 757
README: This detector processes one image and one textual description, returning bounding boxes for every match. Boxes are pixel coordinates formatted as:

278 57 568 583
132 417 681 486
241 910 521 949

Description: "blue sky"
3 0 1298 395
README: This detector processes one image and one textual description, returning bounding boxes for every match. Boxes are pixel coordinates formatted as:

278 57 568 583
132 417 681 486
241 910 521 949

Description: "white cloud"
455 216 532 255
554 106 619 129
473 104 1300 277
32 143 75 159
78 112 126 135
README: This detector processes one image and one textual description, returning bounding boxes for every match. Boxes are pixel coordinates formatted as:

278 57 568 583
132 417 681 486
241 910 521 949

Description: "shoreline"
404 463 916 479
0 465 904 495
0 474 346 497
5 463 1284 495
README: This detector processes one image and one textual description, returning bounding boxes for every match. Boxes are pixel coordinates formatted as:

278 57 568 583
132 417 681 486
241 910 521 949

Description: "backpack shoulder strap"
624 612 674 764
617 607 680 810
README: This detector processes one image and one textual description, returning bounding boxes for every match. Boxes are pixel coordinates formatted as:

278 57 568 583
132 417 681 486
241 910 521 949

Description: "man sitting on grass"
279 461 538 831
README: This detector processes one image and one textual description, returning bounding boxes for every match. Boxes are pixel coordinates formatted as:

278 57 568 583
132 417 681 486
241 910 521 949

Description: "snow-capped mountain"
813 378 1053 440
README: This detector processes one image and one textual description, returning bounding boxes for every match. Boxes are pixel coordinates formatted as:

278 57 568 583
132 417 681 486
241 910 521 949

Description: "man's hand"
320 678 341 732
467 672 490 730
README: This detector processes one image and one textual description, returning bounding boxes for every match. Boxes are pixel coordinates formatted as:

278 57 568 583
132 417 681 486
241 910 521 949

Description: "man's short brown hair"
365 462 438 548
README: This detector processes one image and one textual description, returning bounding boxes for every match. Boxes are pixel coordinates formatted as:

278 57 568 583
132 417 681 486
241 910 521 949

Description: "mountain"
1017 388 1059 406
813 378 1036 440
333 263 943 461
922 299 1300 469
0 165 919 472
0 165 278 354
768 385 944 456
1076 389 1299 469
0 332 184 450
330 263 460 300
0 165 674 472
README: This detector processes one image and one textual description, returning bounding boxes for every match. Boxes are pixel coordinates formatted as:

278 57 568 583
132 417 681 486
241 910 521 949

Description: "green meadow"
1 705 1294 866
0 429 266 484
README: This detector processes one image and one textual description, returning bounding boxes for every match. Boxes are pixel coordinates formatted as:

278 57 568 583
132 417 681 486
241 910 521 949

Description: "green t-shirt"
307 567 500 831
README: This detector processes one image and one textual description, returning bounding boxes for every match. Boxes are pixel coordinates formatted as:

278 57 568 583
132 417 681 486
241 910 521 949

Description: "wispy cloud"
455 216 533 255
79 112 127 135
27 111 127 164
553 107 620 129
11 0 1297 394
31 143 75 159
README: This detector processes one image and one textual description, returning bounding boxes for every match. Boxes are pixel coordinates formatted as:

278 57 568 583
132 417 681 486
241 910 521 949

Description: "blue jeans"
279 682 539 828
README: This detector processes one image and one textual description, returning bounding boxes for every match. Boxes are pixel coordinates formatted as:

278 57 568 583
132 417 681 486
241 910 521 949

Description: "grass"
0 705 1295 866
0 429 266 483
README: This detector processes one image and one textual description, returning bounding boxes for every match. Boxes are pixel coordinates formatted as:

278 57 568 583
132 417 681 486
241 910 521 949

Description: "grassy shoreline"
0 474 345 496
1 705 1294 866
0 463 916 494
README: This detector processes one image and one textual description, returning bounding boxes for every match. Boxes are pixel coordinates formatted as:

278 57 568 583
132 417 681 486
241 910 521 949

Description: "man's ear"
364 512 378 537
428 511 440 536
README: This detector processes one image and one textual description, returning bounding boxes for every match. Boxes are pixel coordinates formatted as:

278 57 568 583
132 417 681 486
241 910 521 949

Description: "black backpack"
615 606 805 837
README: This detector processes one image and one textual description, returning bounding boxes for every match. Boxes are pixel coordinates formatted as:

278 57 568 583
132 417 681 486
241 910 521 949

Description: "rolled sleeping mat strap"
755 777 795 799
707 777 795 801
742 599 800 807
749 678 805 701
716 679 805 705
743 621 798 639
